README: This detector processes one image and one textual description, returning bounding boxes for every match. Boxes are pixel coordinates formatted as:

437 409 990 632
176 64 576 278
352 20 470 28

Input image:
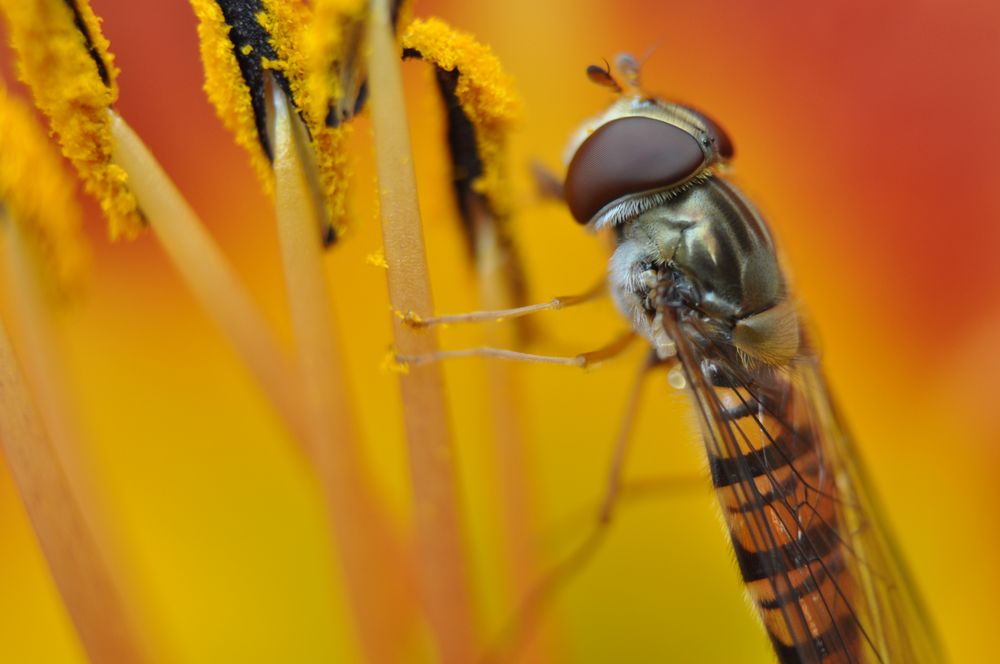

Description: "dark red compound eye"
699 114 734 159
564 116 706 224
682 106 735 159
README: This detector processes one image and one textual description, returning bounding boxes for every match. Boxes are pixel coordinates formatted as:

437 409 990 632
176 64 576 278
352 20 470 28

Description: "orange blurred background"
1 0 998 661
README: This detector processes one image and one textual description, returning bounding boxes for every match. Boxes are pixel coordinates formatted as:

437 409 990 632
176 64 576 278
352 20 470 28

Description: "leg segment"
403 281 607 329
396 331 638 369
480 352 687 663
599 352 676 524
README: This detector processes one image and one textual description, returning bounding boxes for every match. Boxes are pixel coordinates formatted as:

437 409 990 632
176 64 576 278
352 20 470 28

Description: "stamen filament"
0 221 148 663
268 80 417 663
367 0 479 660
402 22 564 659
472 208 562 663
107 110 311 445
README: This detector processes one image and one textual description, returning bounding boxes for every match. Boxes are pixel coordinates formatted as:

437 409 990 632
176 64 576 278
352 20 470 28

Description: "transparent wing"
796 357 945 663
663 308 944 664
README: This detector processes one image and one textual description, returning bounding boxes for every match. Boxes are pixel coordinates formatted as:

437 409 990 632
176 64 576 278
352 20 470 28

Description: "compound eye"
564 116 705 224
682 106 735 159
701 114 734 159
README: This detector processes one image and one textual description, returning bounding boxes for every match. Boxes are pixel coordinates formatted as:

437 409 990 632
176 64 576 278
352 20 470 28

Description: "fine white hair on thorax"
587 171 712 232
608 238 669 352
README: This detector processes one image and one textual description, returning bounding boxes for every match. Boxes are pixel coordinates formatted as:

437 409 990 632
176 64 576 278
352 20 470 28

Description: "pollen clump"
191 0 353 238
261 0 353 238
306 0 366 123
307 0 412 123
190 0 274 193
258 0 312 112
305 0 367 241
0 0 141 238
401 17 522 218
313 124 353 241
365 248 388 269
0 83 87 292
380 350 410 375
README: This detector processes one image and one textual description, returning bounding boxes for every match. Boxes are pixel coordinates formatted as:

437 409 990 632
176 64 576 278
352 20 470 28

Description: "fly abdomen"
709 385 861 663
708 430 812 489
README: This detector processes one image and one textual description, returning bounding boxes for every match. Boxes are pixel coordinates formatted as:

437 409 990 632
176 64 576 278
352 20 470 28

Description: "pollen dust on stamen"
380 350 411 375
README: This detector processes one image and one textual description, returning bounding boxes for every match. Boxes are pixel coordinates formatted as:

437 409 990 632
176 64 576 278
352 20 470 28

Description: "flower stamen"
3 0 316 455
0 0 141 238
193 0 353 243
0 79 149 664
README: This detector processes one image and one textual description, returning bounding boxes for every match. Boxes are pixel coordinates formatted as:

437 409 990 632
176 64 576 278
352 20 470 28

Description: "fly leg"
481 353 691 664
401 279 607 329
395 330 638 369
599 352 677 524
530 160 565 202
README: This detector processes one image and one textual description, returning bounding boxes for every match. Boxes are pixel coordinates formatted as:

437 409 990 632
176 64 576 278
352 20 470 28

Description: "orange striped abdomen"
709 393 860 664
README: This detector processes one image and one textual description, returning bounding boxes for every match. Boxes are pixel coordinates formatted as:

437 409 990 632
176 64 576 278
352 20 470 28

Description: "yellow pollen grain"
0 83 87 292
307 0 366 122
313 122 353 239
307 1 414 239
190 0 274 194
0 0 142 239
307 0 413 121
192 0 354 237
380 350 410 375
262 0 353 238
258 1 311 112
401 17 522 218
365 248 388 269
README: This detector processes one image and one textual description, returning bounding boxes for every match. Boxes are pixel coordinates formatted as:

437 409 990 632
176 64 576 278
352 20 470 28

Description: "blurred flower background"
1 0 998 662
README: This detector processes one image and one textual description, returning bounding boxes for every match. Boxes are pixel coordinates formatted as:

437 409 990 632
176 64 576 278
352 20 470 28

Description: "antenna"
614 52 641 92
586 59 622 93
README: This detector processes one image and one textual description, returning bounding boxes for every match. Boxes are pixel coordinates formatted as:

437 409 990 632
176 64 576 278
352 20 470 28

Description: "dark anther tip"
322 225 338 248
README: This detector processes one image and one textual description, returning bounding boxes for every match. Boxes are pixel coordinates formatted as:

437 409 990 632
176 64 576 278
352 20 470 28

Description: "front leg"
394 330 638 369
400 279 606 329
609 248 673 360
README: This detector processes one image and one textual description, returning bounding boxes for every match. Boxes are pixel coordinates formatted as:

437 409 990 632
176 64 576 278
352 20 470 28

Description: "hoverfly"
555 56 944 663
404 52 945 662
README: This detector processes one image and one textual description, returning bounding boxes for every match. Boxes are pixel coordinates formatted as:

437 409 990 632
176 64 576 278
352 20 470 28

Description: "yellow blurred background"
1 0 998 661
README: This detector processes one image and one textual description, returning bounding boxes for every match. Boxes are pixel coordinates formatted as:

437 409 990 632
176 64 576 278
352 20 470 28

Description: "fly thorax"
671 220 802 368
608 207 691 352
625 181 801 368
